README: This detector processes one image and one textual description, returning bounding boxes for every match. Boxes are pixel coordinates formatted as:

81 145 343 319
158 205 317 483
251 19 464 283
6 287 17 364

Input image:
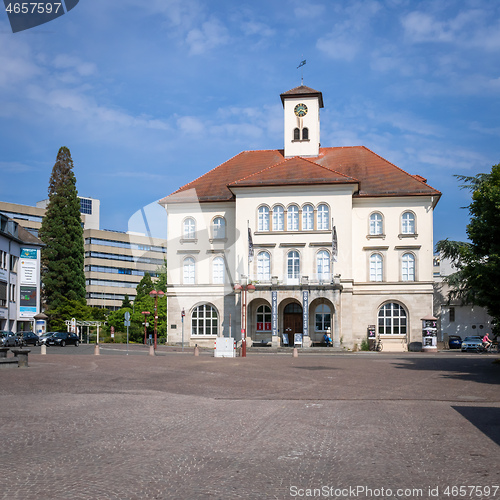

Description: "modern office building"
161 84 441 351
0 198 167 311
0 213 43 332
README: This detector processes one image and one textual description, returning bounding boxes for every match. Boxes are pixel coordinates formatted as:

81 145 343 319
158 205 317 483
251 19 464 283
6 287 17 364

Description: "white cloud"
185 17 229 55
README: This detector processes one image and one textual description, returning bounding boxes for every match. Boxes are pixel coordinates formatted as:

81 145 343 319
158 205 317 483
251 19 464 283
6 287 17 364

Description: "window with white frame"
213 217 225 239
369 212 383 235
402 253 415 281
370 253 383 282
317 204 329 230
191 304 218 336
183 257 195 284
183 218 196 239
316 250 330 281
272 205 284 231
402 212 415 234
287 250 300 279
256 304 272 331
212 256 224 284
315 304 331 332
302 204 314 230
258 206 270 231
378 302 407 335
257 251 271 281
287 205 299 231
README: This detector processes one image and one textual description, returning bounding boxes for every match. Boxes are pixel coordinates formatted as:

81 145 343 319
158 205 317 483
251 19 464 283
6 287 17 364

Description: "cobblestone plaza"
1 347 499 499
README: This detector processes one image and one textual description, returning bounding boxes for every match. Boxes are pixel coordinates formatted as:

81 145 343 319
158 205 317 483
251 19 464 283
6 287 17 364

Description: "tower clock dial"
294 103 308 117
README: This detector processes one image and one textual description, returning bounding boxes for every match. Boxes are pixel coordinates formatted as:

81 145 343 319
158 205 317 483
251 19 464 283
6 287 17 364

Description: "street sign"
124 311 131 321
124 320 130 327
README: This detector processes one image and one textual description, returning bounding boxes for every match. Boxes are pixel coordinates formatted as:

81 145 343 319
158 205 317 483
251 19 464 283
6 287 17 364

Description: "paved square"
0 348 499 499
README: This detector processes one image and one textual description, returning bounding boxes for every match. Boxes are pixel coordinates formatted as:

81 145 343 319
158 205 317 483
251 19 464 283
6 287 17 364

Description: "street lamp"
234 281 255 357
141 311 150 345
181 308 185 352
149 289 165 350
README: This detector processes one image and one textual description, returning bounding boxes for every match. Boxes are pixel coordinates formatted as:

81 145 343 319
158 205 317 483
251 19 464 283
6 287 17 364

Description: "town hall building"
160 85 441 351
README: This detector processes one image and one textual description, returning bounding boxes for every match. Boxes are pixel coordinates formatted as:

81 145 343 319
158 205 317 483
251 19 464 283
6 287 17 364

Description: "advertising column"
19 248 40 325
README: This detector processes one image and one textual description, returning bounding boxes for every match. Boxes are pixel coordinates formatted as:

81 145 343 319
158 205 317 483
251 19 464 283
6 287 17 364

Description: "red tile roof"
160 146 441 205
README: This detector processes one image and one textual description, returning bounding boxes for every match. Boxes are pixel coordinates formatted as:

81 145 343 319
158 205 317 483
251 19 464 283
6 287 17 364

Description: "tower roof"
280 85 324 108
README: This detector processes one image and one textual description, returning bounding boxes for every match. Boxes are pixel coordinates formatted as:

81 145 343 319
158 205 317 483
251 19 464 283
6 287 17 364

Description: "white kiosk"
421 316 438 352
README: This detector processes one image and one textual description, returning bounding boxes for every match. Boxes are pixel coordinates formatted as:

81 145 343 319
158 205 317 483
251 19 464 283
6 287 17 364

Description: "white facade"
162 85 440 351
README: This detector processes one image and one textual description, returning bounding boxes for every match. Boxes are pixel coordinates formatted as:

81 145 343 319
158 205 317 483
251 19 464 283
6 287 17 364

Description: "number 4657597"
5 3 62 14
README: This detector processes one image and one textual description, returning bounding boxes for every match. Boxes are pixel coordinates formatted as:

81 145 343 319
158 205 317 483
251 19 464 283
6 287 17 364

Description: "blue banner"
272 291 278 336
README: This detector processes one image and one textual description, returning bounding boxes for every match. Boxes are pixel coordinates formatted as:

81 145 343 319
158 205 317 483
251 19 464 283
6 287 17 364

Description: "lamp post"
234 281 255 357
181 308 185 352
149 289 165 350
142 311 150 345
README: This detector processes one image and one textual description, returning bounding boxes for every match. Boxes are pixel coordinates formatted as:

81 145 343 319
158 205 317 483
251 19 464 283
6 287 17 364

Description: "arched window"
402 211 415 234
402 253 415 281
294 128 300 140
369 213 383 235
183 217 195 239
213 217 225 239
370 253 383 282
191 304 218 336
256 305 272 331
316 250 330 281
212 256 224 284
302 204 314 230
272 205 284 231
183 257 195 284
317 204 329 230
257 251 271 281
287 250 300 280
258 205 270 231
315 304 331 332
378 303 407 335
302 127 309 140
287 205 299 231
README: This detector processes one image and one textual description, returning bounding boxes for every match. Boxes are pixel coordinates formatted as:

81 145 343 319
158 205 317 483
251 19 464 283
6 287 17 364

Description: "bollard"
194 344 199 357
149 345 155 356
40 344 46 355
293 347 298 358
94 344 100 356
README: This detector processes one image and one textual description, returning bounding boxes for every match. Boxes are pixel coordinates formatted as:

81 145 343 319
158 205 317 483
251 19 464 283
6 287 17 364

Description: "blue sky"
1 0 499 243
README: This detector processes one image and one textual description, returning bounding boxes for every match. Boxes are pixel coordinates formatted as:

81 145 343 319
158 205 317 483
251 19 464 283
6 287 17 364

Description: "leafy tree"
135 272 154 301
45 298 91 331
436 164 500 335
39 147 86 309
122 294 133 309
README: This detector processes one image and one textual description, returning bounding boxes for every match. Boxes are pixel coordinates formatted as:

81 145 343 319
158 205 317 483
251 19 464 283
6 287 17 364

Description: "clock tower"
280 85 324 158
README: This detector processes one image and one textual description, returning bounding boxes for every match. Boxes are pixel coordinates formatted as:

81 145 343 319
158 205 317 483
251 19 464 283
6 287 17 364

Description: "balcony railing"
248 273 339 286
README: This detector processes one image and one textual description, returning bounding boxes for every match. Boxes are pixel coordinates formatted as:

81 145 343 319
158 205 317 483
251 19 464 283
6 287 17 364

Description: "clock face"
294 103 308 117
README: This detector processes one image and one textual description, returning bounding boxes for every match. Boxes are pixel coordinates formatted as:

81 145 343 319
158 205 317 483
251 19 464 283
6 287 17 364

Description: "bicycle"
477 342 499 354
370 336 383 351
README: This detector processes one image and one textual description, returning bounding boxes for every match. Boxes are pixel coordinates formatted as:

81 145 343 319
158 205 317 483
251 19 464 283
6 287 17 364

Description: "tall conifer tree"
39 147 86 309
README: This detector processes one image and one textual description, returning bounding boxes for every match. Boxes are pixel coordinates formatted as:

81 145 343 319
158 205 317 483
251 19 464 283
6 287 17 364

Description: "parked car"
0 331 21 347
448 335 462 349
17 331 40 346
46 332 80 347
461 336 483 352
0 331 12 346
39 332 57 345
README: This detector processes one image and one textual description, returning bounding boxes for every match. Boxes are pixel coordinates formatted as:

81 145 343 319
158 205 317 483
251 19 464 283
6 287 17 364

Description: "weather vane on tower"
297 59 306 85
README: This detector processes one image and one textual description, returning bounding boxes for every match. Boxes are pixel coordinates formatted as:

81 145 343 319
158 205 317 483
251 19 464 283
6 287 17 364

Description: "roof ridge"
359 145 441 192
230 155 357 185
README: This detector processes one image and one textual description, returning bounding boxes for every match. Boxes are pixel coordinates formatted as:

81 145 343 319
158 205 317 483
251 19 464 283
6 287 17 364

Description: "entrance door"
283 303 303 346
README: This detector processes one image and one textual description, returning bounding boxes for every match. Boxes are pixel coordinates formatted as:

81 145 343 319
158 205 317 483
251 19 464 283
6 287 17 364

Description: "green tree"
45 298 91 331
436 164 500 334
135 272 154 301
121 294 133 309
39 147 86 309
